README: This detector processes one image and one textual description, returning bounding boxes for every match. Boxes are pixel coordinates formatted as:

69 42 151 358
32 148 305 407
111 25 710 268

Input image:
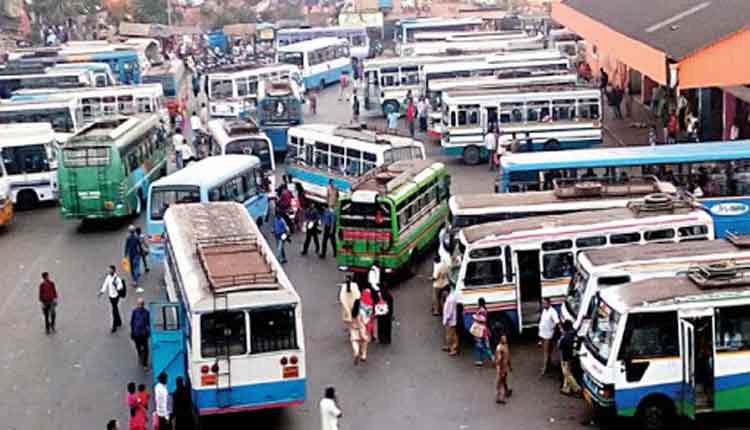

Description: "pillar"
723 91 737 140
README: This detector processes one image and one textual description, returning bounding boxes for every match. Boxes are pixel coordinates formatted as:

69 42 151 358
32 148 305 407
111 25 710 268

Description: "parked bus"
206 118 276 179
442 86 601 164
0 98 84 142
0 69 95 99
58 115 168 220
49 62 117 87
336 160 451 277
11 47 142 84
497 140 750 236
207 63 303 119
286 124 425 203
580 263 750 430
11 84 167 124
396 32 545 56
276 26 370 61
395 17 483 45
566 237 750 334
0 123 59 208
0 177 12 227
412 30 526 42
277 37 352 90
256 78 304 153
146 155 270 260
155 202 305 415
451 199 714 339
142 60 189 119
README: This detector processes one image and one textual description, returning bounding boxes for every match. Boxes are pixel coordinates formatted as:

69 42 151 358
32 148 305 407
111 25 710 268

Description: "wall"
678 28 750 89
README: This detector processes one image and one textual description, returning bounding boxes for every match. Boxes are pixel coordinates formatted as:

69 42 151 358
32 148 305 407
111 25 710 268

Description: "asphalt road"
0 85 741 430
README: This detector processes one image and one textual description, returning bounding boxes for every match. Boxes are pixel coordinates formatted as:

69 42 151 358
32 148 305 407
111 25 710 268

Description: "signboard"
339 11 384 30
709 202 750 217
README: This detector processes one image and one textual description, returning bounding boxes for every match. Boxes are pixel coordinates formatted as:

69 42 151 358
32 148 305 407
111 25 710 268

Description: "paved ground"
0 84 741 430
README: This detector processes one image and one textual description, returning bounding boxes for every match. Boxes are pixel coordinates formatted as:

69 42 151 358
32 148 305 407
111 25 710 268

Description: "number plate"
282 366 299 379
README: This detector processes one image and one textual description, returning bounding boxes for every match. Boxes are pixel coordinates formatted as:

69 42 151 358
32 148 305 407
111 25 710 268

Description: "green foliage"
132 0 182 24
200 4 257 28
29 0 101 23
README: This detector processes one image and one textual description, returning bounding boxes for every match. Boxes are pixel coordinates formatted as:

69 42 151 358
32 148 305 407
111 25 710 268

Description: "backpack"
117 275 127 298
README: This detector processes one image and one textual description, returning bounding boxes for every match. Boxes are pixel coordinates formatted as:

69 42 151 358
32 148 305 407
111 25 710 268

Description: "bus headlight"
104 201 115 210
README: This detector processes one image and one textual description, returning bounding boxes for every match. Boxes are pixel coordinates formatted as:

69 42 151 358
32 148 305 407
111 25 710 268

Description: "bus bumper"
193 378 306 416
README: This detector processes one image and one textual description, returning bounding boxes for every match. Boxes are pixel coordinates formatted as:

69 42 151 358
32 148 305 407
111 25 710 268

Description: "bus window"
136 97 152 113
678 225 709 239
314 141 329 169
577 98 600 119
200 311 247 358
552 99 576 121
221 176 246 203
575 236 607 248
381 68 399 87
465 259 504 287
250 307 298 353
345 148 361 176
237 78 249 97
103 96 117 116
644 229 676 242
542 252 573 279
401 66 419 85
617 311 679 360
210 79 233 99
149 188 201 220
278 52 304 68
362 152 376 173
289 136 303 159
118 95 135 114
715 305 750 351
1 144 49 174
610 232 641 245
542 240 573 251
331 145 345 173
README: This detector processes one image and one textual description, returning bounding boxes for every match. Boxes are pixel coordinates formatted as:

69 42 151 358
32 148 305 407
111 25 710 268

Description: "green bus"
336 159 451 277
58 114 168 220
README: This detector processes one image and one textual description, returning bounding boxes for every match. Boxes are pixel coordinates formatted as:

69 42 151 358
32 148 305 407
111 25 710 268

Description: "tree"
28 0 101 24
132 0 181 24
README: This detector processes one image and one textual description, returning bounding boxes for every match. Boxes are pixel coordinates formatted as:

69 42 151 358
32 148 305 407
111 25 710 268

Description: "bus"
11 47 142 84
207 64 303 119
0 123 59 208
451 199 714 339
276 26 370 62
0 177 12 227
0 69 95 99
580 263 750 430
442 86 602 164
277 38 353 90
336 160 451 278
286 124 425 203
396 32 545 56
142 60 189 120
426 72 579 138
497 140 750 237
206 118 276 174
155 201 305 415
58 115 168 220
256 78 304 153
395 17 484 45
11 84 167 124
412 30 526 42
566 237 750 335
146 155 271 260
49 62 117 87
0 98 84 142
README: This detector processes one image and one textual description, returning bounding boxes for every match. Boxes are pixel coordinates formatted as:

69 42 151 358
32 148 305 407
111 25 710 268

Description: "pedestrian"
154 372 171 430
124 225 144 291
137 384 150 419
598 68 609 95
538 297 560 376
134 227 149 273
470 298 494 367
320 386 343 430
417 96 428 132
99 265 125 333
106 419 119 430
294 182 308 231
432 255 449 316
559 320 581 396
199 102 209 127
442 288 459 356
172 127 186 169
39 272 58 334
130 297 150 371
309 89 317 115
339 276 361 330
667 110 679 144
350 299 369 365
484 125 497 170
339 71 349 101
494 334 513 404
192 73 200 98
273 212 290 264
351 90 360 124
277 180 295 233
326 179 339 211
387 109 399 130
126 382 147 430
368 263 381 291
405 98 417 138
611 86 624 119
376 286 394 345
320 205 337 259
172 377 194 430
301 204 321 256
359 288 376 342
648 126 657 146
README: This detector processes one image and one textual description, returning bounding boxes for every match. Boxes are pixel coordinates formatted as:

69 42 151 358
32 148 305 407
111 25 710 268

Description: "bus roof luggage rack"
725 231 750 248
351 159 433 194
265 79 293 96
196 233 279 293
627 193 694 216
224 117 260 135
687 262 750 290
333 123 411 143
553 176 677 199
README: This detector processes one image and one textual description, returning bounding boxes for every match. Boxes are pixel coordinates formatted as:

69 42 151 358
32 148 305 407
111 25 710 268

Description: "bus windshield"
339 200 392 229
150 186 201 221
586 297 621 364
566 267 590 319
1 144 51 174
143 75 176 97
278 52 303 68
0 108 75 133
62 146 110 167
225 138 273 170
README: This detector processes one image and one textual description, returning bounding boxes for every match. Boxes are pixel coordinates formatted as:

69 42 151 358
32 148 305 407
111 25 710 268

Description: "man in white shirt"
484 127 497 171
368 264 381 291
538 297 560 376
320 386 342 430
98 265 124 332
172 128 188 169
155 372 171 430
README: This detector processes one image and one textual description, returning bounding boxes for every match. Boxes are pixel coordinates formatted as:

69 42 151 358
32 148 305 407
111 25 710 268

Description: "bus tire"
637 396 675 430
463 146 481 165
16 190 38 210
383 100 400 116
543 139 561 151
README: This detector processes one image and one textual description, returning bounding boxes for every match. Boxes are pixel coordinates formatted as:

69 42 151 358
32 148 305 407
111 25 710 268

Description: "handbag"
374 300 389 316
469 321 485 338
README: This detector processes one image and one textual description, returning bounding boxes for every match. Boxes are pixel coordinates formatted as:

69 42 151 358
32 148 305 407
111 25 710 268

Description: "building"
553 0 750 141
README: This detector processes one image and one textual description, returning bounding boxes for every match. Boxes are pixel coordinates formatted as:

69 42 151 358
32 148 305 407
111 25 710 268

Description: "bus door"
149 302 187 392
514 248 541 327
679 308 715 417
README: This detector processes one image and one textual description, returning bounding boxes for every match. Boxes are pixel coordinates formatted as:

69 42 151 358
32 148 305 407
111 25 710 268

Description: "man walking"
39 272 58 334
130 297 151 371
559 320 582 396
417 96 428 132
494 334 512 404
320 386 343 430
484 126 497 170
155 372 172 430
598 68 609 96
99 265 125 333
326 179 339 212
538 298 560 376
301 205 321 256
442 288 459 356
320 205 337 259
273 212 289 264
405 98 417 138
124 225 143 292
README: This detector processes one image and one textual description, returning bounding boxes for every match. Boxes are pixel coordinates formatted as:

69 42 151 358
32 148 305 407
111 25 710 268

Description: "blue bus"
277 37 352 90
276 26 370 61
256 79 304 153
145 155 270 261
497 140 750 237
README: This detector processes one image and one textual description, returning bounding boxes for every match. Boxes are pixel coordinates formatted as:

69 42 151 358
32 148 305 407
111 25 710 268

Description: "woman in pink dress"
126 382 147 430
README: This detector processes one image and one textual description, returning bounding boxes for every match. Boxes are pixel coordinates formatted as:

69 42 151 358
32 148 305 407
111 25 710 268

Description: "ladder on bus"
68 169 80 215
213 292 233 408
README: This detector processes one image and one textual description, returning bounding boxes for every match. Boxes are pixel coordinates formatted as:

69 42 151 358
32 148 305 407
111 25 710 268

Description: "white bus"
206 119 276 187
207 63 303 119
0 123 59 208
412 30 526 42
0 98 84 142
566 237 750 334
277 37 353 90
397 32 545 56
156 201 305 415
0 68 95 99
276 26 370 61
286 123 425 203
395 17 484 45
441 85 602 164
580 263 750 429
451 199 714 339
